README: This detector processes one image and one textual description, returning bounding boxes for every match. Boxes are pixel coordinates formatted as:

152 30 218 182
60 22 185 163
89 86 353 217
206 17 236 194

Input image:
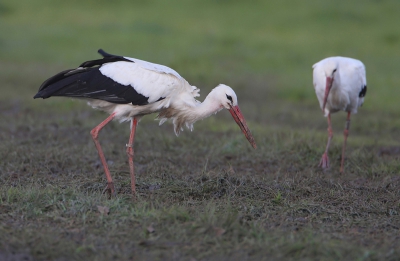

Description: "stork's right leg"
126 118 138 196
90 112 116 196
319 113 333 169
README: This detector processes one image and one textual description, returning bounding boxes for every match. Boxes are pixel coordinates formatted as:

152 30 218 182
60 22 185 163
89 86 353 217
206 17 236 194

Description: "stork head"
211 84 257 149
322 61 338 112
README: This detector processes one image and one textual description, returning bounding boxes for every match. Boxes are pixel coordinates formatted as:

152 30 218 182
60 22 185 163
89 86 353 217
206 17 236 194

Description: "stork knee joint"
345 120 350 130
90 129 99 139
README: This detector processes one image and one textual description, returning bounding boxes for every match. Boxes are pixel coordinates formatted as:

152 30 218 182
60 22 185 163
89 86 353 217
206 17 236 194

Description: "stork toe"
102 182 116 197
319 153 330 169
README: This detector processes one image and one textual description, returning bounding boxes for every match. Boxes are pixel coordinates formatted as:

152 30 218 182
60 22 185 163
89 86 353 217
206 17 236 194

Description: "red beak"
228 105 257 149
322 76 333 112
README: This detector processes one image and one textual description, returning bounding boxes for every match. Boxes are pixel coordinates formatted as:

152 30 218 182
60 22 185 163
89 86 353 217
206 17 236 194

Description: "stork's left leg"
90 112 116 196
126 118 138 195
340 112 351 173
319 113 333 169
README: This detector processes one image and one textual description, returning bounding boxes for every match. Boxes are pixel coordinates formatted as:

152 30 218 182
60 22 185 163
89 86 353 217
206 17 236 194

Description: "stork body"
34 49 256 195
313 56 367 172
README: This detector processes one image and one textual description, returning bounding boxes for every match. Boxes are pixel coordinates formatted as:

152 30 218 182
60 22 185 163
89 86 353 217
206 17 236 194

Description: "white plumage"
91 59 201 132
313 57 366 116
312 56 367 172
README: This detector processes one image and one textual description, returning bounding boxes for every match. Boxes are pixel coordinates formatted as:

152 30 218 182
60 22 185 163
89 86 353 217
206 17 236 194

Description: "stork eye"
333 69 337 73
226 94 233 102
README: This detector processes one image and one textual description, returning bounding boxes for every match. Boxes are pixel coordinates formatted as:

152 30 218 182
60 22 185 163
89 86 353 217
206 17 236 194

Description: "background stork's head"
322 60 339 112
211 84 256 149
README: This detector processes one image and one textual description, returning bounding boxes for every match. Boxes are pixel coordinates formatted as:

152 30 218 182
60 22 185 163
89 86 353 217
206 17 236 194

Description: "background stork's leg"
90 112 116 196
319 113 333 169
126 117 138 195
340 112 351 173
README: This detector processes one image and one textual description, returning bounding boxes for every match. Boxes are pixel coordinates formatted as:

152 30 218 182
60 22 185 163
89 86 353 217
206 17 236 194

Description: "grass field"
1 0 400 260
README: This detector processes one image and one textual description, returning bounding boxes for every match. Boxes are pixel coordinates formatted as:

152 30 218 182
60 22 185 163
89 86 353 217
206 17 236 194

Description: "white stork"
34 49 257 195
313 56 367 173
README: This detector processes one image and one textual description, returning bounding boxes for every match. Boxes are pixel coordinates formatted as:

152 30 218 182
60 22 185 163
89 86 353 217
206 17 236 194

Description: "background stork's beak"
228 105 257 149
322 76 333 112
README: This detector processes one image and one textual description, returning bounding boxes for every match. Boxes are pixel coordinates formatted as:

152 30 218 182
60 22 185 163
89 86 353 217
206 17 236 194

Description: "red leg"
126 118 138 195
90 113 116 196
319 113 333 169
340 112 351 173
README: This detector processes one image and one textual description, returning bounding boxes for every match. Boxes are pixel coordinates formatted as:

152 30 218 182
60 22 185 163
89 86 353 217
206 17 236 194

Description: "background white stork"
34 49 257 195
313 56 367 173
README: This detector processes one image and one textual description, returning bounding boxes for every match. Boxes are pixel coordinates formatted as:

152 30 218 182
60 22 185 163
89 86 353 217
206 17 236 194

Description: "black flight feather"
359 85 367 98
98 49 120 58
78 49 131 67
34 49 149 105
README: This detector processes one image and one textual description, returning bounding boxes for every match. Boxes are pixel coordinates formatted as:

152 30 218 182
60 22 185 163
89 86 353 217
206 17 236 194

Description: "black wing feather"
34 49 149 105
79 49 131 67
98 49 120 58
359 85 367 98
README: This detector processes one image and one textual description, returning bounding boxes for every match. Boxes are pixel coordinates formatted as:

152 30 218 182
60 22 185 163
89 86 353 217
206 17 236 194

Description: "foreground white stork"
313 56 367 173
34 49 257 195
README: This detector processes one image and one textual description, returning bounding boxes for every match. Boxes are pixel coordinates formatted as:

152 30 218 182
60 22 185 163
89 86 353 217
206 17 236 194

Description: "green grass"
1 0 400 260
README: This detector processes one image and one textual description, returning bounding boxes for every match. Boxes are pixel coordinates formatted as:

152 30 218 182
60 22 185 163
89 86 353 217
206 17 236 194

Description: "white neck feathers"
158 89 224 135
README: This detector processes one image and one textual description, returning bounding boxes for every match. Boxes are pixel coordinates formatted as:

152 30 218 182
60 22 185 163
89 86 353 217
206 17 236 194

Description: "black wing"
359 85 367 98
33 49 149 105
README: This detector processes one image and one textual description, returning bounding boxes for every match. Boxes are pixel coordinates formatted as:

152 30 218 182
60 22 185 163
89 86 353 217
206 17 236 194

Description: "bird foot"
102 182 116 197
319 153 330 169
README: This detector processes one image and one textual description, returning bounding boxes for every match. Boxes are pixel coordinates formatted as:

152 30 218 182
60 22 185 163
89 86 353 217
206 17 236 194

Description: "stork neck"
194 92 224 121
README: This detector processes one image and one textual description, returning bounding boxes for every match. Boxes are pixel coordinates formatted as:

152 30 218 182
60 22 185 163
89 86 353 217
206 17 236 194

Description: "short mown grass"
1 105 399 260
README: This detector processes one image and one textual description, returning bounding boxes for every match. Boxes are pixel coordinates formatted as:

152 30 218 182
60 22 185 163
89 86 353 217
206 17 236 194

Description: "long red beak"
322 76 333 112
228 105 257 149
